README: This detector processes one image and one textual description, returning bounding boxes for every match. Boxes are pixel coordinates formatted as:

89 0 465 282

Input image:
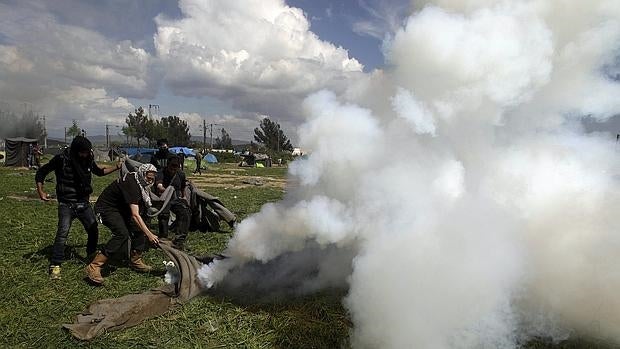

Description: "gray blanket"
62 242 204 340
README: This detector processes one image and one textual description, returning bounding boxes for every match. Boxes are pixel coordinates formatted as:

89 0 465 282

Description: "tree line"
5 104 296 154
121 106 293 153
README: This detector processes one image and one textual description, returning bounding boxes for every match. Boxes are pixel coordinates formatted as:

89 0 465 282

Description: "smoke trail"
0 109 44 139
200 1 620 348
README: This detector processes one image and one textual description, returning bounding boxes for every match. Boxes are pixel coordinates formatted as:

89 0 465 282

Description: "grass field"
0 160 617 348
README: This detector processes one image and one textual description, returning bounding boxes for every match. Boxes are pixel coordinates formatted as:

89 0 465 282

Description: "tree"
214 128 233 149
66 120 81 138
160 115 191 146
145 118 165 147
253 118 293 152
124 106 149 148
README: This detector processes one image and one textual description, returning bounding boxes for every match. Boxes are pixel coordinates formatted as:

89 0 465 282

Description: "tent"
4 137 38 167
203 153 218 163
169 147 195 157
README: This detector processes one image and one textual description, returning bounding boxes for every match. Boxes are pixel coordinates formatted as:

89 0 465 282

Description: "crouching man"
85 163 160 286
156 156 192 249
36 136 121 280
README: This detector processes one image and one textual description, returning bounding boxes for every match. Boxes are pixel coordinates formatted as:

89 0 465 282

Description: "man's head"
165 156 181 175
144 170 156 185
70 136 93 159
157 138 168 150
137 163 158 186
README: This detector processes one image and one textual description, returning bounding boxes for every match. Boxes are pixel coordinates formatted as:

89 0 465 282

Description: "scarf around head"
122 163 157 207
69 136 93 185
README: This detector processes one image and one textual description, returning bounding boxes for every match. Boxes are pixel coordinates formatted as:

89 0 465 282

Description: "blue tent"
203 153 218 163
169 147 196 156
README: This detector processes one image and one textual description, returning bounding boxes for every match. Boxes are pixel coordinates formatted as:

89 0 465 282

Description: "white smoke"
199 0 620 348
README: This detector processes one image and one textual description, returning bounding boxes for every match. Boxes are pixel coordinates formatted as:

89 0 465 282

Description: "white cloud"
154 0 365 120
0 1 158 138
42 86 135 137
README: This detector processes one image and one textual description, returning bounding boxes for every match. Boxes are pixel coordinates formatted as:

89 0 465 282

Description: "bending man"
36 136 120 280
156 156 192 249
85 163 160 285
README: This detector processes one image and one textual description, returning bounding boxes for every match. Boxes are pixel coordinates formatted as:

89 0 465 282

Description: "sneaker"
49 265 61 280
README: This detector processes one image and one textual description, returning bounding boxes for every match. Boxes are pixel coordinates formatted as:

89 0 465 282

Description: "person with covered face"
85 163 160 285
156 156 192 249
151 138 172 170
35 136 121 280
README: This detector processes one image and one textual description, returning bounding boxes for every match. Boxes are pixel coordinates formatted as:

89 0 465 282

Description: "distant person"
28 143 34 168
178 151 185 171
33 143 42 168
194 150 203 175
108 147 116 162
155 156 191 249
35 136 121 280
85 163 159 285
151 138 171 170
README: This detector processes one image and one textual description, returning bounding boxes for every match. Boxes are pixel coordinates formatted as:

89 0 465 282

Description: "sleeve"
155 171 164 186
120 176 142 205
150 154 160 169
35 155 60 183
179 172 187 191
90 161 105 176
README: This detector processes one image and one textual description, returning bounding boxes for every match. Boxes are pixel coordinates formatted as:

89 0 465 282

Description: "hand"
147 232 160 246
38 190 50 202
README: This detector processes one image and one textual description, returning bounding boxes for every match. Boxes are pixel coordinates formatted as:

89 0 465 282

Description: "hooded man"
86 163 160 285
36 136 121 280
151 138 172 170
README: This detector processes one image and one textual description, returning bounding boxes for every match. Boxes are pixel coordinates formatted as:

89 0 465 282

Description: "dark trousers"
99 210 146 260
51 201 98 265
157 199 191 244
194 161 202 174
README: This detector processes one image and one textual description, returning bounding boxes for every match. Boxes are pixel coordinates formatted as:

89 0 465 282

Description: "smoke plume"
199 1 620 348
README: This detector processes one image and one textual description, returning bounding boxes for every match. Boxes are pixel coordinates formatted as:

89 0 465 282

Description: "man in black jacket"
155 156 191 248
151 138 172 170
36 136 121 280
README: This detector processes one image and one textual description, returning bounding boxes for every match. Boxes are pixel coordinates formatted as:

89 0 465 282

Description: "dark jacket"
35 149 104 203
151 148 172 170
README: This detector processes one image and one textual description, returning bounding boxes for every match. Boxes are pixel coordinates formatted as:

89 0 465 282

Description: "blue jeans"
51 201 99 265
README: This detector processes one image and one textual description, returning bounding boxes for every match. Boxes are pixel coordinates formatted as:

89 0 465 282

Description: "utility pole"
208 123 220 150
42 115 47 149
148 104 159 119
106 124 120 149
64 127 67 145
203 119 207 150
210 123 213 150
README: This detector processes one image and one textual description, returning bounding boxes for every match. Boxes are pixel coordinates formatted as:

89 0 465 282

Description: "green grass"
0 163 617 348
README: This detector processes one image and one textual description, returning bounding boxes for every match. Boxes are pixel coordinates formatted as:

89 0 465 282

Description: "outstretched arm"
92 161 122 176
130 204 159 245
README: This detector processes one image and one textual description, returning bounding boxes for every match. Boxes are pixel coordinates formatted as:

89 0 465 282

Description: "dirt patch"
187 173 287 189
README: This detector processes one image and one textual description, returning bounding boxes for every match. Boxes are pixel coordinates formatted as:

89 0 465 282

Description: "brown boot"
85 252 108 285
130 250 152 273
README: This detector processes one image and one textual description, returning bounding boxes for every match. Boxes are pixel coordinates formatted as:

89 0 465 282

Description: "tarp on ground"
203 153 218 163
120 147 157 156
4 137 37 167
169 147 195 156
62 242 204 340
